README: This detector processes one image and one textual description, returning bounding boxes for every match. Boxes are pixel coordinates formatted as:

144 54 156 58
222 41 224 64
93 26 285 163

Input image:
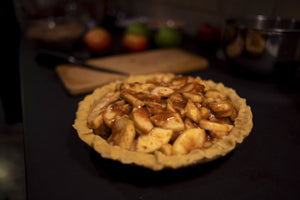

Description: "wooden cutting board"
56 48 208 95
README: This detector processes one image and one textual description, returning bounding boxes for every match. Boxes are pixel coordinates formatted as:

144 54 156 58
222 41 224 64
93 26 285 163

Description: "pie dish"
73 73 253 170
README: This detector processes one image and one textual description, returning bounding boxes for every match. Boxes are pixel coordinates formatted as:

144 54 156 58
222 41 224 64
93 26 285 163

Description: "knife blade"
36 50 129 76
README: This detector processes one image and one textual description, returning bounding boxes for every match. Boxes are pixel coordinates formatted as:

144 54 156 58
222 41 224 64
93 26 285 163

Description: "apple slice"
185 99 201 123
151 111 184 132
136 128 173 153
173 128 206 155
108 115 136 150
132 107 153 135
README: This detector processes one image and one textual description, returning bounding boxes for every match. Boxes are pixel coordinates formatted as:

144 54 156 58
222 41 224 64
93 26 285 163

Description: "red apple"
196 23 220 42
83 28 112 54
122 34 148 52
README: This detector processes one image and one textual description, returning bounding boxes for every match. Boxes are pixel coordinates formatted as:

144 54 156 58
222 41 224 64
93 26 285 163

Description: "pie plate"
73 73 253 170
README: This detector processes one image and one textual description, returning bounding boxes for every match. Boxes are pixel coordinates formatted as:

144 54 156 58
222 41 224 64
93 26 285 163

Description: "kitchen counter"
20 36 300 200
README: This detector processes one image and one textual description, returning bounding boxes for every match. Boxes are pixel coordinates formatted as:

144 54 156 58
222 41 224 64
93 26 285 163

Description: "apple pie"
73 73 253 170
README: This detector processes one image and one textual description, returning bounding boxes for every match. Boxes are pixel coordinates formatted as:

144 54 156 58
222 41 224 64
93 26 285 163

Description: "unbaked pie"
73 73 253 170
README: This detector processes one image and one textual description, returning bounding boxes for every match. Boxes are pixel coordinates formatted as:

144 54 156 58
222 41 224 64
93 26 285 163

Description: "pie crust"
73 73 253 170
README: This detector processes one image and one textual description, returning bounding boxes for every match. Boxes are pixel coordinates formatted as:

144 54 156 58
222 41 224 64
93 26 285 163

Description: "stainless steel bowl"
223 15 300 77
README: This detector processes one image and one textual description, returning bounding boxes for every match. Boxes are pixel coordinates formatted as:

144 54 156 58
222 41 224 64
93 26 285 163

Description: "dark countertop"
20 36 300 200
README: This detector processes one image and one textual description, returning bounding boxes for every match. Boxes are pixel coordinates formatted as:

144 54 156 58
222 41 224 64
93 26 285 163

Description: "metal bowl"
223 15 300 78
26 16 85 49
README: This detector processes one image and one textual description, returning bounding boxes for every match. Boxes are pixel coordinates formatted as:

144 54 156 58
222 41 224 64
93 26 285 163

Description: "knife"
36 50 129 76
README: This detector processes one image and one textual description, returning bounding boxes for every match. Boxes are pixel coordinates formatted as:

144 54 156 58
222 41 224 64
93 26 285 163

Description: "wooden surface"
56 48 208 95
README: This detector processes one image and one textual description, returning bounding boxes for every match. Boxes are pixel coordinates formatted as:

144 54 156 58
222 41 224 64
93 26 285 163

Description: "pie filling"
86 74 239 156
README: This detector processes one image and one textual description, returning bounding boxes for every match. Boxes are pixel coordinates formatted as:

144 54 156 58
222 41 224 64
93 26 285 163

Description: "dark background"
1 0 300 199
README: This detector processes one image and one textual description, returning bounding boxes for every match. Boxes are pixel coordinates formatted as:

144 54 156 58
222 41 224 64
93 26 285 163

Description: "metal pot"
223 15 300 77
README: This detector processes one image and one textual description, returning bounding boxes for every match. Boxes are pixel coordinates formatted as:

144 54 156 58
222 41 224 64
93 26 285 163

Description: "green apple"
154 27 182 48
125 23 151 38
